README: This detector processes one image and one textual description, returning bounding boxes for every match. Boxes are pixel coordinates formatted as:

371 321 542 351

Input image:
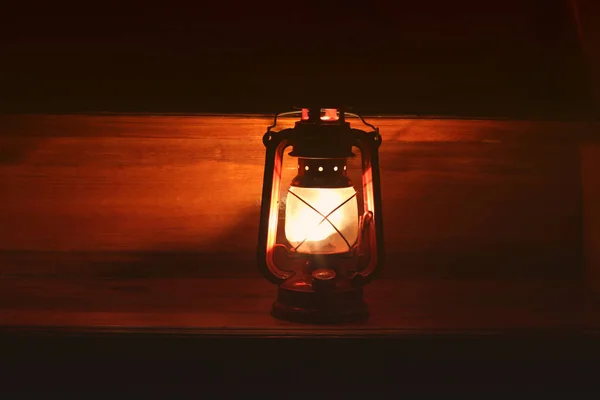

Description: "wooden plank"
572 0 600 289
0 278 591 333
0 115 586 279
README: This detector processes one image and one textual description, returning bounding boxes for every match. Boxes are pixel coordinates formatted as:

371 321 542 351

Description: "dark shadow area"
0 0 593 118
1 332 600 392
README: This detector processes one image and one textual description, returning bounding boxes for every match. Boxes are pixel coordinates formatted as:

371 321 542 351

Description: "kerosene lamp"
257 106 384 324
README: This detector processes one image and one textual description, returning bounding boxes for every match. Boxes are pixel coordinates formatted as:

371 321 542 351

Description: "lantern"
257 106 384 324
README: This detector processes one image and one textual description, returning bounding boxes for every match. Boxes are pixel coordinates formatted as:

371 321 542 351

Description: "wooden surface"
573 0 600 289
0 115 590 280
0 114 598 333
0 278 596 333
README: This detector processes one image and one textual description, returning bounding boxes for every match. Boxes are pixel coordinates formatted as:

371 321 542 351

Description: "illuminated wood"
0 115 591 280
0 278 595 332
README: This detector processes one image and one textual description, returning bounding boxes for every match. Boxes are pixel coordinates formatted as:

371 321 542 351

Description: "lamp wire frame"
286 189 358 252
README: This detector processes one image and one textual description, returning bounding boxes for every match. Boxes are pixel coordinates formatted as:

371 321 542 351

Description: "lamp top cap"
294 105 351 110
298 107 348 124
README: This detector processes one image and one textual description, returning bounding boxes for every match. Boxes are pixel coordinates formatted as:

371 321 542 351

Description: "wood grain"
0 115 590 280
0 278 593 333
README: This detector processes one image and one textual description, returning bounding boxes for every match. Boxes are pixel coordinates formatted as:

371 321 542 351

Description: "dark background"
0 0 593 117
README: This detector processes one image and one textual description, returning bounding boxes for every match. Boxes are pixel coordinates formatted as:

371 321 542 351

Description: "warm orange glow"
265 140 288 277
361 162 378 271
300 108 338 121
285 186 358 254
321 109 338 121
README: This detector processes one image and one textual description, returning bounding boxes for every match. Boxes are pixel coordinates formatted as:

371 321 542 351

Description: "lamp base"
271 278 369 324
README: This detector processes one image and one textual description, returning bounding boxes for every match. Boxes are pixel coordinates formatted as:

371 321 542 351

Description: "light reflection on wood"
0 115 592 280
